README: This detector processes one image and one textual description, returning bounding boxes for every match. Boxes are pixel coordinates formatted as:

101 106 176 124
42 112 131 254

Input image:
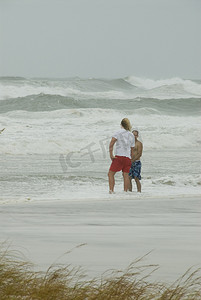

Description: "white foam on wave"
150 174 201 187
126 76 201 97
0 83 79 101
18 177 201 203
3 175 199 205
0 80 127 101
0 108 201 154
1 76 201 102
1 155 201 204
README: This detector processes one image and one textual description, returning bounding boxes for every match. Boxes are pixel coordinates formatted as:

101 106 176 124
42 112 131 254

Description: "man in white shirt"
108 118 135 193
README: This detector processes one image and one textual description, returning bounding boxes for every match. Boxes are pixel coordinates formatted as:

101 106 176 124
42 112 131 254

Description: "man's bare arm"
109 137 117 160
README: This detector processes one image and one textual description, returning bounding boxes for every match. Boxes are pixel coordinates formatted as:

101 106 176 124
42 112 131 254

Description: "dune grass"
0 245 201 300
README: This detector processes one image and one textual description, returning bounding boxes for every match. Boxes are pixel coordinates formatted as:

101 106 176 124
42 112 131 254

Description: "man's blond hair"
121 118 131 131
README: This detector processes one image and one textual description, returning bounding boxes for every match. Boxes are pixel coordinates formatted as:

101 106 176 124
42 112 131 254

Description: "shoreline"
0 192 201 206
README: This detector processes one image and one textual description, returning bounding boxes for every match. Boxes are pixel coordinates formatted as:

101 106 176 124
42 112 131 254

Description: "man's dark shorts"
129 161 141 180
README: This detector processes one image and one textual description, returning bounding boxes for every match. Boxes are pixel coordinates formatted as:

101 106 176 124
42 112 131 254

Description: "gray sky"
0 0 201 79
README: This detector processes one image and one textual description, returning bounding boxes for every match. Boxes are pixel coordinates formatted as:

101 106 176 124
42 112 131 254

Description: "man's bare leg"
123 172 130 192
108 171 116 193
134 177 141 192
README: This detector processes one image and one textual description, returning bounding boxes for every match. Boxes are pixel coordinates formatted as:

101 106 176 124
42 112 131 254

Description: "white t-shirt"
113 128 135 158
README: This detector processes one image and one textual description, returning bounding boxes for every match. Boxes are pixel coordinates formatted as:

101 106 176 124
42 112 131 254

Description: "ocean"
0 76 201 203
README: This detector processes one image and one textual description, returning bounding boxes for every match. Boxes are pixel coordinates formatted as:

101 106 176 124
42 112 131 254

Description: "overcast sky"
0 0 200 79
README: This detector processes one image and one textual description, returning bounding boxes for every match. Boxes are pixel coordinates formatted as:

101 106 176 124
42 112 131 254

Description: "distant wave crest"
125 76 201 96
0 76 201 102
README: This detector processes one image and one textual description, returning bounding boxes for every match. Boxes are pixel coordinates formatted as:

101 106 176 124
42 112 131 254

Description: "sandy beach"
1 195 201 282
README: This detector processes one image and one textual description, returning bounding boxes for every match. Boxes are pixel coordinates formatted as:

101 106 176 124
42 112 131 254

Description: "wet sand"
1 195 201 282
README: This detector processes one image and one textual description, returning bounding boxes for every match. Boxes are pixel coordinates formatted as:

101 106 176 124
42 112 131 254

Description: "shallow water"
0 149 200 204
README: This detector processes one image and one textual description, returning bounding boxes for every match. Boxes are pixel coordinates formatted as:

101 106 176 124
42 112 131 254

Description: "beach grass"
0 245 201 300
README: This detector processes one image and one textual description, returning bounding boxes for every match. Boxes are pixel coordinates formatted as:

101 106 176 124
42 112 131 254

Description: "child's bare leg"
135 177 141 192
128 177 132 192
